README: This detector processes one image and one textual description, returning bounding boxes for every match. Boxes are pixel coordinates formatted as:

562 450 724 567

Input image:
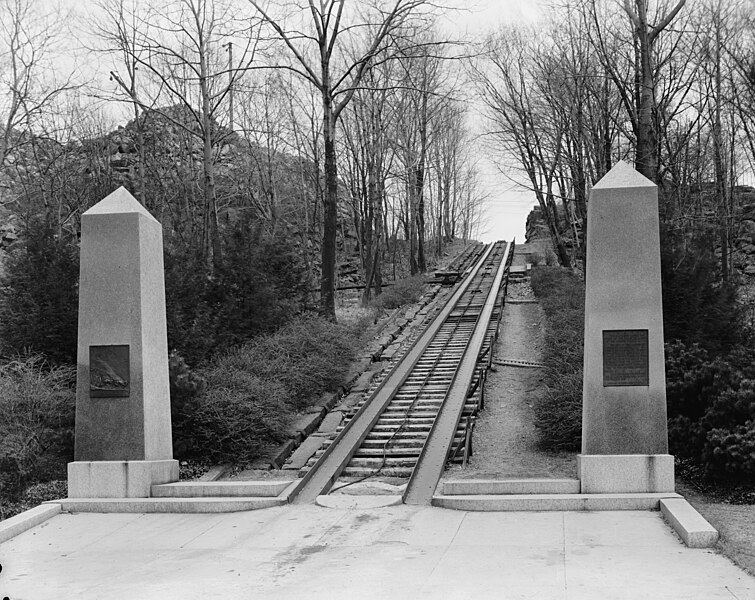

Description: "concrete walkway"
2 504 754 599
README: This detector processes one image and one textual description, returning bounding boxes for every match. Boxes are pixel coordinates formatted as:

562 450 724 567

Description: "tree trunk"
535 187 572 268
635 23 658 183
321 97 338 320
201 96 222 272
712 8 728 281
409 180 418 275
415 163 426 273
373 177 384 296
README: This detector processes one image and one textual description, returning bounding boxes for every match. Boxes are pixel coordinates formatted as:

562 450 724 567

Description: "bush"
0 214 310 370
537 371 583 451
665 341 720 422
372 274 428 311
0 480 67 521
668 415 707 460
173 359 291 463
0 222 79 364
529 266 584 450
0 356 75 501
664 341 744 459
665 341 755 480
703 422 755 480
703 381 755 430
661 231 742 353
169 351 207 456
228 315 359 410
171 314 361 462
165 221 309 365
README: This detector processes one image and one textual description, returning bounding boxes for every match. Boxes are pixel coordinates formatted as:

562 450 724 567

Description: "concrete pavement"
2 504 754 599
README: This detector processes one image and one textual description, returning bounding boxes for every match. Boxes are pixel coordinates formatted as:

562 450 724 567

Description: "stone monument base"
68 460 179 498
578 454 674 494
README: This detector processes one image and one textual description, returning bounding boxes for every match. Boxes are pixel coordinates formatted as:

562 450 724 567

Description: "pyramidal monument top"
83 186 157 222
592 160 655 190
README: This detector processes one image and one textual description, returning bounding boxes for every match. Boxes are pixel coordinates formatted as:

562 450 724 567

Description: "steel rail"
289 243 497 504
403 241 513 505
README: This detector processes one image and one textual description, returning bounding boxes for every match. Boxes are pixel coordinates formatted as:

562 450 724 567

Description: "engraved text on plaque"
602 329 649 387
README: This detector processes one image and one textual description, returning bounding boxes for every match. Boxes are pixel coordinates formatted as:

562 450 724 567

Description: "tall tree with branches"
584 0 687 182
474 29 573 267
92 0 262 269
0 0 77 177
247 0 438 320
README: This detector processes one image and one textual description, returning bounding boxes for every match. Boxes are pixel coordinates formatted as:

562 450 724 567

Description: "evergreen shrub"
164 221 309 366
661 232 741 353
665 341 755 482
529 266 584 450
0 216 309 370
0 222 79 364
703 423 755 478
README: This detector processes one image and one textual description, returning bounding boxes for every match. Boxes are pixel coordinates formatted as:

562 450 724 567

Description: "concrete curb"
442 479 581 495
0 503 61 544
47 497 286 513
432 492 682 512
152 480 293 498
660 497 719 548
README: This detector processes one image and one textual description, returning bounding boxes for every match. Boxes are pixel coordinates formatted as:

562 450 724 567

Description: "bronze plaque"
90 345 130 398
602 329 649 387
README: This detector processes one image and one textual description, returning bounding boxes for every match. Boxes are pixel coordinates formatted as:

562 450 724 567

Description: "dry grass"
678 482 755 577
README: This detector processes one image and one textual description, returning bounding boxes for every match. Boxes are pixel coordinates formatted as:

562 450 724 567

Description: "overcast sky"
447 0 543 244
60 0 541 244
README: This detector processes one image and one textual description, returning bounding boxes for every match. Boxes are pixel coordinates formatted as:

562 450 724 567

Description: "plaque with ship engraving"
602 329 649 387
90 345 130 397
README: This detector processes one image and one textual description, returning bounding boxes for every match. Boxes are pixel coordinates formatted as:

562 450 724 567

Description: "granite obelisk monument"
579 161 674 493
68 187 178 497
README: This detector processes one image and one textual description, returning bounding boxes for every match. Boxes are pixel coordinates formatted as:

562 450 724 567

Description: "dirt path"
445 277 577 481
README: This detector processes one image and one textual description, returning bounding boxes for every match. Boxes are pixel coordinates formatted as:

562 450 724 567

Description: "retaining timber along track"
292 241 514 505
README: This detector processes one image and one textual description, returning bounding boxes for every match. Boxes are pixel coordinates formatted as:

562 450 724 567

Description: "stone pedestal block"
578 454 674 494
68 460 179 498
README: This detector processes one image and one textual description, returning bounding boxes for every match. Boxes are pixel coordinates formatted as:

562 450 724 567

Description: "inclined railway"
292 241 514 505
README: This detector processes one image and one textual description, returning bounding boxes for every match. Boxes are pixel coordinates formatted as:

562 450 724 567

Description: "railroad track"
292 241 514 505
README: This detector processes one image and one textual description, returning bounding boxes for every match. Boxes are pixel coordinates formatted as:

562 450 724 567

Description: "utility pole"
224 41 234 130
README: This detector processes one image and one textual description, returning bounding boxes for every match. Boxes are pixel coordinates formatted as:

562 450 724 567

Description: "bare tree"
0 0 76 179
583 0 687 182
473 28 573 267
247 0 439 319
430 100 465 254
392 39 449 275
92 0 262 269
89 0 152 203
341 56 399 304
